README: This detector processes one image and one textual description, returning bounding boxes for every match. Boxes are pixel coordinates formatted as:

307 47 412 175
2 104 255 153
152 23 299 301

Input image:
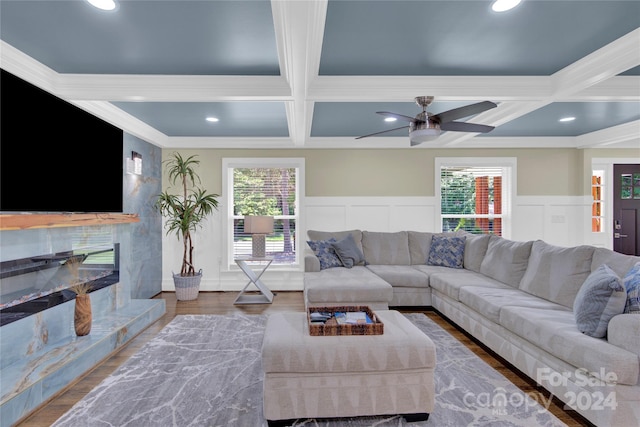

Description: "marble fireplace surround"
0 213 166 427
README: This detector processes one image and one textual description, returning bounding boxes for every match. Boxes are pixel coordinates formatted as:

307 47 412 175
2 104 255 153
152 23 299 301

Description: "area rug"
52 313 566 427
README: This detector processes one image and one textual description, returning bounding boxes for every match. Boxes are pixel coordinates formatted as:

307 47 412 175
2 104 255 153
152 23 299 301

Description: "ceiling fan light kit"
410 122 441 145
357 96 498 146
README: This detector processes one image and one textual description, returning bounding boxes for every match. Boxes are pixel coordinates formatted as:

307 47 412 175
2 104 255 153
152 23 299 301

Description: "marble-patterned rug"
52 313 566 427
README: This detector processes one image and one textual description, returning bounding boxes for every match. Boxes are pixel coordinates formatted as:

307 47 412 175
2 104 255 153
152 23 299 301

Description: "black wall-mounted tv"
1 69 124 213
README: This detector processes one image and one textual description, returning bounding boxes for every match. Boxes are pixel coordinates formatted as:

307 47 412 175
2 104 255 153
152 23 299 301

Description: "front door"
613 164 640 256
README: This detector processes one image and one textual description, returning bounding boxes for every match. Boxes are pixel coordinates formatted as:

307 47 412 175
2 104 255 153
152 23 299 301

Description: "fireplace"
0 243 119 326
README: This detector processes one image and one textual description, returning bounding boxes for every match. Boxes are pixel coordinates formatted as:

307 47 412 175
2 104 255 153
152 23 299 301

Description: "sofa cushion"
362 231 410 265
573 264 626 338
463 233 491 273
623 261 640 314
332 234 367 268
304 266 393 305
500 306 639 386
408 231 434 265
427 235 466 268
306 238 342 270
428 269 510 301
608 314 640 357
479 236 533 287
366 265 430 288
591 247 640 278
459 286 568 324
518 240 595 309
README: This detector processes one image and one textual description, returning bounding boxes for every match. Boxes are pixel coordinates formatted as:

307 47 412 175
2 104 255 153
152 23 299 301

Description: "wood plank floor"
17 291 592 427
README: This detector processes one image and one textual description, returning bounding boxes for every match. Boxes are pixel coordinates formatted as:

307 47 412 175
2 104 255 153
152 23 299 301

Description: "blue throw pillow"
427 235 466 269
307 238 342 270
573 264 626 338
623 262 640 314
331 234 367 268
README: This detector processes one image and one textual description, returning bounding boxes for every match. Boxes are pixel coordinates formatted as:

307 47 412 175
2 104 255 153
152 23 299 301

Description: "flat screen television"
1 69 124 213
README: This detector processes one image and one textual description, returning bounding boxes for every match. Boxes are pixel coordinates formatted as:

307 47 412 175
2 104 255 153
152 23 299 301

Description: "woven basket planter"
173 270 203 301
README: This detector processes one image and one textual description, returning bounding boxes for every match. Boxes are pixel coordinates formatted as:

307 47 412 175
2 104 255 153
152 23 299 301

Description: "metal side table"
234 256 275 304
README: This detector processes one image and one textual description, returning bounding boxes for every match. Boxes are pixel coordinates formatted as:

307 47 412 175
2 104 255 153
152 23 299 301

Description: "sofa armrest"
304 245 320 272
608 314 640 356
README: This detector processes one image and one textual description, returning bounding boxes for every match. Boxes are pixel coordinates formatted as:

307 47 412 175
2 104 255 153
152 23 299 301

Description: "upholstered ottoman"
261 310 436 426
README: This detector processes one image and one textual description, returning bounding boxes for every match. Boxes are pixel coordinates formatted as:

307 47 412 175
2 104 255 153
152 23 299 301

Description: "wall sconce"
244 215 274 258
126 151 142 175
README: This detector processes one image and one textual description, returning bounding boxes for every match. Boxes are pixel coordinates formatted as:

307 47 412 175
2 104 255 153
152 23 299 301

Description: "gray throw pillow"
427 235 466 269
573 264 626 338
623 261 640 314
332 234 367 268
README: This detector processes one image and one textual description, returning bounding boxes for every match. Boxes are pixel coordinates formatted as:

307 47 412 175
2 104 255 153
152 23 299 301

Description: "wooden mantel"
0 213 139 231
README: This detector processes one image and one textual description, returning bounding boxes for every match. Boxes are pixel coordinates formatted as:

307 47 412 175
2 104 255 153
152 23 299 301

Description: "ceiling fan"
356 96 498 146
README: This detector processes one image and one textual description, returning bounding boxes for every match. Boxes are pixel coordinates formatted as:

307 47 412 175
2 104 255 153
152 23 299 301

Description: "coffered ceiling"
1 0 639 149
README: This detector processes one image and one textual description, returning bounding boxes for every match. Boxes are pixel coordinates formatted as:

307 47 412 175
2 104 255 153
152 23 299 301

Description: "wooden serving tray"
307 305 384 336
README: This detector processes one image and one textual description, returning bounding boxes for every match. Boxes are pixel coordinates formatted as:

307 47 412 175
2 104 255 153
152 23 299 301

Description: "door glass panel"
621 174 632 199
634 173 640 199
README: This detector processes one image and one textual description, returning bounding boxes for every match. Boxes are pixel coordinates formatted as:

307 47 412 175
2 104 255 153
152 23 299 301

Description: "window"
436 158 515 237
591 169 604 233
223 158 304 268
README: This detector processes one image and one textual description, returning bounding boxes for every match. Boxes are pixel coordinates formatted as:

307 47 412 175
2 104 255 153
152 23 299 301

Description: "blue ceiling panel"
112 102 289 137
0 0 279 75
320 0 640 76
485 102 640 137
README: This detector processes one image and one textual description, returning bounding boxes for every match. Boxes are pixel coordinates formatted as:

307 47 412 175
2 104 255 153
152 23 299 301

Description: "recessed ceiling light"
384 117 397 122
491 0 522 12
206 117 219 123
86 0 117 11
559 116 576 123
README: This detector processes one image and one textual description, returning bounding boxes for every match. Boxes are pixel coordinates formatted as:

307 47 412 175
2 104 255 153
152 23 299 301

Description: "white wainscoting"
305 195 593 247
512 195 593 247
305 197 439 232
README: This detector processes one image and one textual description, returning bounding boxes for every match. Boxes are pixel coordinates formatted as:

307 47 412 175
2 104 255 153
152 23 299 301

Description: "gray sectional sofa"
304 229 640 427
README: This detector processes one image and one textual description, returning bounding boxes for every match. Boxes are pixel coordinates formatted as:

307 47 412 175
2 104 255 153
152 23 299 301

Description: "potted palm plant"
156 152 219 300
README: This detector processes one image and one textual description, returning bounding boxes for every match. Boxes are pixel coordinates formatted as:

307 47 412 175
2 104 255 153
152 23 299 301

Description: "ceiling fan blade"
355 125 410 139
431 101 497 124
376 112 422 123
440 121 495 133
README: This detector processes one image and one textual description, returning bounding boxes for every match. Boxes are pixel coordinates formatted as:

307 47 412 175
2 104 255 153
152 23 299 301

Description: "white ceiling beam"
551 28 640 98
568 76 640 101
576 120 640 149
272 0 327 147
308 76 553 102
56 75 292 102
163 137 296 149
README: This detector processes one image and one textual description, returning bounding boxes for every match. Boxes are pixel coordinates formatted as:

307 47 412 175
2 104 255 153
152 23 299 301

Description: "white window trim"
221 157 305 272
435 157 517 238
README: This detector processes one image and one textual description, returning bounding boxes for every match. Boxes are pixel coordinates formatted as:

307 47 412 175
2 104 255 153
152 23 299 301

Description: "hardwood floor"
17 291 591 426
